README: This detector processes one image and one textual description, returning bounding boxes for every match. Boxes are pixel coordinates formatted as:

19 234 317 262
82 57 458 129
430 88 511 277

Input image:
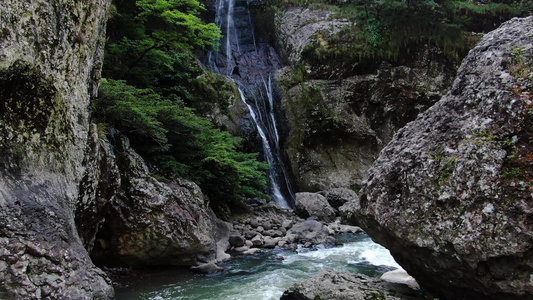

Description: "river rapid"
115 233 400 300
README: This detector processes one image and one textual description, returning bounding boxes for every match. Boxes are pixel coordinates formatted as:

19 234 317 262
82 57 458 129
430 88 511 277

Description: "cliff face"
0 3 232 298
345 16 533 300
274 8 459 192
0 1 113 299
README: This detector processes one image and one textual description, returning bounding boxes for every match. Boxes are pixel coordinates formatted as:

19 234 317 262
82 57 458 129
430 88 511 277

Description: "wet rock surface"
347 16 533 300
280 270 425 300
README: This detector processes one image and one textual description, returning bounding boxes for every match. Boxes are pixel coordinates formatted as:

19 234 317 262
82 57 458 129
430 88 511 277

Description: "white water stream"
115 234 400 300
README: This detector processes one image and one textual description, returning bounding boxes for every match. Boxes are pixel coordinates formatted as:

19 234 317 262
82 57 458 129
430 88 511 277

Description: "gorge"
1 0 532 300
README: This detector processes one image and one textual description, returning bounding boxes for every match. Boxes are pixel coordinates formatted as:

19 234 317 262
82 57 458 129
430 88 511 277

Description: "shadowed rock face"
346 16 533 300
274 8 458 192
0 0 113 298
84 133 229 268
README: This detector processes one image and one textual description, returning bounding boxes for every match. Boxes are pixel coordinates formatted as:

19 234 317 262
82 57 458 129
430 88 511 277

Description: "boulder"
319 188 359 210
275 8 458 192
280 271 425 300
244 230 258 240
242 248 262 255
282 219 294 229
294 192 336 222
89 135 228 267
229 234 246 247
286 219 331 246
348 17 533 300
380 269 419 290
251 234 264 247
263 237 280 249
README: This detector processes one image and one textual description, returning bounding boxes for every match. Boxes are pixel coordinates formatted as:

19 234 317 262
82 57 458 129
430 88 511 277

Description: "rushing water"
207 0 295 208
115 234 400 300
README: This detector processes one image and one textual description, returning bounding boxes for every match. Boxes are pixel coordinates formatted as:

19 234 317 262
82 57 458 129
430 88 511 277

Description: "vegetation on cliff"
95 0 269 210
271 0 532 63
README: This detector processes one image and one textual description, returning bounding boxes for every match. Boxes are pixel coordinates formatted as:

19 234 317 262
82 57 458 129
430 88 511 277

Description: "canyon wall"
0 1 114 298
0 1 230 298
274 8 459 192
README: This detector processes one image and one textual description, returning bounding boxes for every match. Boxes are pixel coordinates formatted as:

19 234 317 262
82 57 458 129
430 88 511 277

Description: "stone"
242 248 262 255
262 222 272 230
279 227 287 235
319 188 359 210
249 219 260 228
380 269 420 290
294 192 336 222
286 220 332 246
281 219 294 229
229 234 246 247
190 262 224 274
280 271 425 300
347 16 533 300
251 234 263 247
244 230 258 240
263 237 280 249
233 246 249 253
327 222 363 235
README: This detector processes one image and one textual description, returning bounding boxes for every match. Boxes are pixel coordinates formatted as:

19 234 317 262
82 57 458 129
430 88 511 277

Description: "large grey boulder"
294 192 336 222
280 271 425 300
286 219 333 246
0 1 114 298
347 17 533 300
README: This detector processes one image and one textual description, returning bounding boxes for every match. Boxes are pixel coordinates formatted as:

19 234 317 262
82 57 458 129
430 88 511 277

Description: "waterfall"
208 0 295 208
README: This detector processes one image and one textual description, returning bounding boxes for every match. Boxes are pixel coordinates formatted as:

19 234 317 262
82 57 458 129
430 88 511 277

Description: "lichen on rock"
0 0 113 298
345 16 533 300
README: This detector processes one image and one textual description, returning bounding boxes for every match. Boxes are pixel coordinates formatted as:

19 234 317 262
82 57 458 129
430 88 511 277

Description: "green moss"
502 167 522 179
368 292 386 300
430 148 457 188
440 157 457 186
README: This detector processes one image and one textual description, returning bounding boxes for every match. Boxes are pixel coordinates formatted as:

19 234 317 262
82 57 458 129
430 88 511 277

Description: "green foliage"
95 79 270 204
276 0 528 63
103 0 221 87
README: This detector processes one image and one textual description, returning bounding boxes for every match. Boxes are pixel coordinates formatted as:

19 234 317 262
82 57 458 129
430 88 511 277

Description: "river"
115 233 400 299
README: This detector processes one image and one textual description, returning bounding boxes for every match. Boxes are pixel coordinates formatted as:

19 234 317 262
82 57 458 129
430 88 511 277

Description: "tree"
103 0 221 86
95 79 270 209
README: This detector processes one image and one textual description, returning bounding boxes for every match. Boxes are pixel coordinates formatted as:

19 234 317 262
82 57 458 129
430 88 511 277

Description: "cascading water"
207 0 295 208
